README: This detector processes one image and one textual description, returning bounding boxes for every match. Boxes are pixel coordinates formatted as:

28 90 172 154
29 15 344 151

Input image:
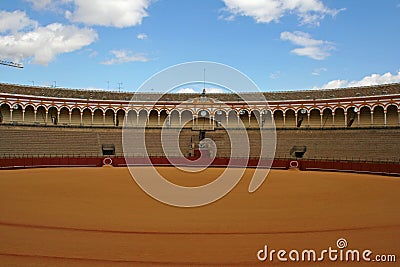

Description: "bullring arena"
0 82 399 266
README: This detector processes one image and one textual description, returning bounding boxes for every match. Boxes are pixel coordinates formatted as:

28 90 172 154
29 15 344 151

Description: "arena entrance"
185 129 217 159
102 144 115 156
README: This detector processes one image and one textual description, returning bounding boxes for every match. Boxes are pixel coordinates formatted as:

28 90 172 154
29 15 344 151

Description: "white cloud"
269 71 281 79
318 71 400 89
317 79 348 89
101 49 150 65
176 88 196 93
280 31 334 60
218 13 236 21
85 49 98 58
221 0 343 26
24 0 152 28
0 11 98 65
0 10 38 33
65 0 151 28
312 67 327 76
24 0 71 11
137 33 148 40
24 0 55 10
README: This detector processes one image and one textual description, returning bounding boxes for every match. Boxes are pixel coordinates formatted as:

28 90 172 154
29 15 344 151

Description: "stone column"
398 110 400 126
283 114 286 128
320 113 323 128
384 110 387 127
370 111 374 127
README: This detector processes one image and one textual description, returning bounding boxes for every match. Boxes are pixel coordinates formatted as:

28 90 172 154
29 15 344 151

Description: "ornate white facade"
1 84 400 128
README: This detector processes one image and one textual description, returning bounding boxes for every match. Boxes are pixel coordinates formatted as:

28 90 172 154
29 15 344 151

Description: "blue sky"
0 0 399 92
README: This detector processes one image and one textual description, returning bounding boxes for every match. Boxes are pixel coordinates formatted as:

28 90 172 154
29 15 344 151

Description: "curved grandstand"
1 82 399 128
0 82 400 172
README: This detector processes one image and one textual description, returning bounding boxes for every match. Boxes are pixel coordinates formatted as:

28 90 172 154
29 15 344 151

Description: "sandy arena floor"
0 167 399 266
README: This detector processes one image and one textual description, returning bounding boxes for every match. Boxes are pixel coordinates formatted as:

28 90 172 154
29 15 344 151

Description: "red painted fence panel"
0 156 399 176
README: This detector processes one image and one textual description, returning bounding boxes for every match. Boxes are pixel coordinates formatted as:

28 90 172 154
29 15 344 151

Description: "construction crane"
0 60 23 68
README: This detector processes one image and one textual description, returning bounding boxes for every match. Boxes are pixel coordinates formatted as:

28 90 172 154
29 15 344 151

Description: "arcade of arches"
0 103 399 128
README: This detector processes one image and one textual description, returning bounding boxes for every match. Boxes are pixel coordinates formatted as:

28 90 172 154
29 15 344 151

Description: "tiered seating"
0 125 399 162
0 126 101 156
275 129 400 161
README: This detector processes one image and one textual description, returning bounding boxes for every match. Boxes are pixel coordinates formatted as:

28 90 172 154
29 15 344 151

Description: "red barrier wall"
0 157 399 176
299 160 400 176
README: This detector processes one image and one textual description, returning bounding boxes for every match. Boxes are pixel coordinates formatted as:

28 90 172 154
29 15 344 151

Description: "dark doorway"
102 144 115 156
199 130 206 141
290 146 307 158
